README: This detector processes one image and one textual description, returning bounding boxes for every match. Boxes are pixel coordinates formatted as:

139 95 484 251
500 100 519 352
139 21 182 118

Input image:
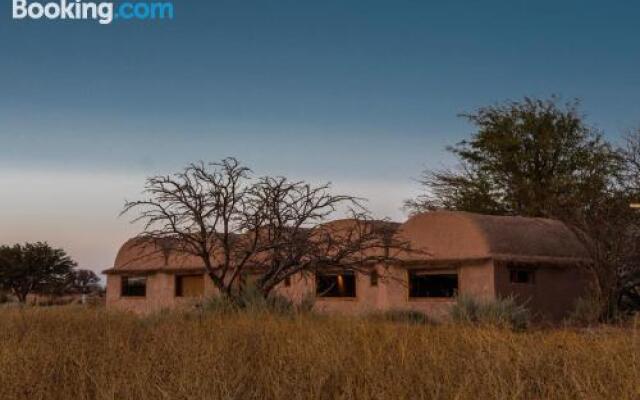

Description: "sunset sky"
1 0 640 275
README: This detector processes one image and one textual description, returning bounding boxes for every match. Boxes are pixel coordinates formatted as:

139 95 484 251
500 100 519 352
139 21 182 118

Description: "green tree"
0 242 77 303
407 97 621 217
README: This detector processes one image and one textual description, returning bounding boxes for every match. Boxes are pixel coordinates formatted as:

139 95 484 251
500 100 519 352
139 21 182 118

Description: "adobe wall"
493 262 590 321
377 265 450 319
380 261 495 320
314 266 386 315
272 269 382 315
106 273 219 314
274 261 496 320
106 261 497 319
459 260 495 301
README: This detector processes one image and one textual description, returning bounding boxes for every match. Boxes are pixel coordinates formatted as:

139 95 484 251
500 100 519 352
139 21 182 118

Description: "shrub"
201 294 239 314
202 285 294 316
451 295 530 330
567 295 602 326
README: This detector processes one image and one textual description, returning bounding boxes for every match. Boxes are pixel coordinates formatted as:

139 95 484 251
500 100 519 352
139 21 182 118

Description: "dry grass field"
0 306 638 400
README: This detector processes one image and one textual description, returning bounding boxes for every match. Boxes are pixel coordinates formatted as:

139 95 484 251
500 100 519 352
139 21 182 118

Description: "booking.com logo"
12 0 175 25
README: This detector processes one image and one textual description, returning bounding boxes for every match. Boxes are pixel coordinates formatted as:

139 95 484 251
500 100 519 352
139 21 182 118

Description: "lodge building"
104 211 592 320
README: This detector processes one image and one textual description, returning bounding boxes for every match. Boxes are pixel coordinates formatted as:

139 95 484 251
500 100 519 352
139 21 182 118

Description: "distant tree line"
406 96 640 320
0 242 101 303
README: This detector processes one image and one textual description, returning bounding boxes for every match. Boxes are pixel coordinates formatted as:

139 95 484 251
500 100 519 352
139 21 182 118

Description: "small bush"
451 295 530 330
202 285 294 316
567 295 602 326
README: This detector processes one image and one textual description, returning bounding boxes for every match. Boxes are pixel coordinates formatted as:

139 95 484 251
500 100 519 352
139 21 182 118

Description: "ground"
0 306 638 400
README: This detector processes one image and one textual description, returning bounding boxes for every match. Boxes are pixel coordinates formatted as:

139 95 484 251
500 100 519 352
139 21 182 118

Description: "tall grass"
0 306 638 400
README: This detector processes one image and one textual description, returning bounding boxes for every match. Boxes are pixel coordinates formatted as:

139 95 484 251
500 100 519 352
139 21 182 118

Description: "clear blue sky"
1 0 639 272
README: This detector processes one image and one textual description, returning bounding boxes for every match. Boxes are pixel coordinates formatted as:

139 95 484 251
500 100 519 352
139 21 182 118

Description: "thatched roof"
397 211 591 265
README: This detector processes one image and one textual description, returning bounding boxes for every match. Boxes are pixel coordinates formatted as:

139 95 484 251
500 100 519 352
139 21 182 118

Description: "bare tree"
245 176 406 296
563 192 640 319
122 158 408 302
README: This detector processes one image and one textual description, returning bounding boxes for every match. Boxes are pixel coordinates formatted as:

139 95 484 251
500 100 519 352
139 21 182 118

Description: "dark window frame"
408 270 458 299
509 268 536 285
316 270 357 298
121 276 147 298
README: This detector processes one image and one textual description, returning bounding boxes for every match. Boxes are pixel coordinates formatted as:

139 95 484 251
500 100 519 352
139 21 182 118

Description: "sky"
1 0 640 275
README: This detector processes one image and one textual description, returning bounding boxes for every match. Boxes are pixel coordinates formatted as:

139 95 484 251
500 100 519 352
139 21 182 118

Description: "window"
175 274 205 297
316 270 356 298
121 276 146 297
509 269 535 284
370 269 379 287
408 271 458 298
